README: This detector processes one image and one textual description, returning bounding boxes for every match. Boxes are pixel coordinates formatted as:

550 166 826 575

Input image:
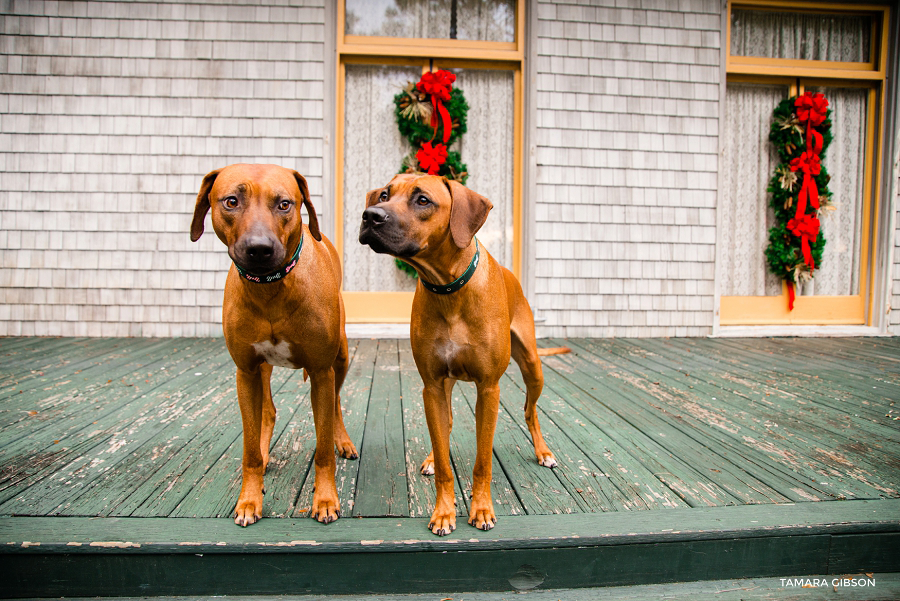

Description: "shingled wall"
1 0 897 337
530 0 721 337
0 0 327 336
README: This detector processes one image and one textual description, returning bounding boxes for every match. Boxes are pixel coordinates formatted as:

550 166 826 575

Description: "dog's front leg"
235 366 266 526
309 367 341 523
423 380 456 536
469 382 500 531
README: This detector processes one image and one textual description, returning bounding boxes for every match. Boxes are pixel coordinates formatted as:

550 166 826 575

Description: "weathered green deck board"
0 338 182 403
1 336 898 525
0 337 95 378
3 500 898 597
759 337 900 383
0 338 176 419
0 338 220 438
46 574 900 601
397 340 441 518
507 361 686 511
714 336 900 406
625 338 900 453
294 338 378 517
351 339 408 517
593 338 895 500
2 337 900 597
588 337 897 500
169 366 313 518
0 337 118 393
544 339 794 506
495 369 615 512
618 338 899 498
686 338 899 417
615 338 848 502
658 338 900 450
4 348 243 515
0 340 230 505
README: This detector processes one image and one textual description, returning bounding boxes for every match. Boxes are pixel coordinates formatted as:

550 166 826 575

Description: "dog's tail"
537 347 571 357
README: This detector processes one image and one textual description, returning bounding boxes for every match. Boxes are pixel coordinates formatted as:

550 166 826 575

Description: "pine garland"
764 93 832 308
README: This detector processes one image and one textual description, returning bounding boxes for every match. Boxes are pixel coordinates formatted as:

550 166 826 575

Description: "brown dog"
191 164 358 527
359 174 562 536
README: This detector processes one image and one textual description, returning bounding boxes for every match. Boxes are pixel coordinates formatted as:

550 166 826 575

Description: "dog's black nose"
244 236 275 260
362 206 389 226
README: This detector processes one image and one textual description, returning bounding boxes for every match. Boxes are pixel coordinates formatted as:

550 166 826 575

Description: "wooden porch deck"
1 336 898 597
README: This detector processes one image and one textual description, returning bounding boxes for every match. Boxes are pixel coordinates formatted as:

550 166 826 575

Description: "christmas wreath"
765 91 832 310
392 69 470 277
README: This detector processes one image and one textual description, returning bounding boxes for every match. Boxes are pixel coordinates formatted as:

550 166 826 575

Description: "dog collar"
234 234 303 284
421 239 480 295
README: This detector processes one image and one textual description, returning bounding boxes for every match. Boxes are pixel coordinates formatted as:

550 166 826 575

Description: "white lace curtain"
730 9 871 62
342 65 515 292
720 84 786 296
802 87 867 297
345 0 515 43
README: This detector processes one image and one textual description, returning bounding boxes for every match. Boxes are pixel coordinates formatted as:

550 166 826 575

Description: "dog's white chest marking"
252 340 296 368
435 338 470 380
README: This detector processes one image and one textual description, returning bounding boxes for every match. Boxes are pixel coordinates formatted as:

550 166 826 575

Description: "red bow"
789 151 821 214
787 214 820 271
417 70 456 144
417 141 448 175
795 92 828 127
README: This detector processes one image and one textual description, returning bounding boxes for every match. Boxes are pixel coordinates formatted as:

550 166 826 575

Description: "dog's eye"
277 200 292 211
379 190 388 202
223 197 239 209
416 195 430 206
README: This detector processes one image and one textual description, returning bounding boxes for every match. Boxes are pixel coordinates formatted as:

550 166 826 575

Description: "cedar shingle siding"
1 0 326 336
532 0 720 337
1 0 897 337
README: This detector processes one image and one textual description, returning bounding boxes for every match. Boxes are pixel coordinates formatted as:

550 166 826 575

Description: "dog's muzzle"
232 232 286 275
358 206 418 257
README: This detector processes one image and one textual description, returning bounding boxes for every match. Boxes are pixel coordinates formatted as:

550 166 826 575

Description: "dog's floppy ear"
446 179 492 249
293 170 321 241
191 168 221 242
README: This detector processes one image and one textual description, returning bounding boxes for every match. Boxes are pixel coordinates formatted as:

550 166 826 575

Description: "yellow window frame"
719 1 890 327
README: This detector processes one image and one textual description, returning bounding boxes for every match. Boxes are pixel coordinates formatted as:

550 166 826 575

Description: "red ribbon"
787 214 820 271
789 151 821 215
417 70 456 144
784 92 828 310
417 141 448 175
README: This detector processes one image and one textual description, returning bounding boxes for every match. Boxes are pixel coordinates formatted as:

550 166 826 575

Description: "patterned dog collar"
234 234 303 284
421 239 480 295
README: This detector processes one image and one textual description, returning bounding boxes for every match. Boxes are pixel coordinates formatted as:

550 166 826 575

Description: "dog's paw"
310 493 341 524
234 498 262 527
537 452 558 469
428 509 456 537
419 453 435 476
336 438 359 460
468 501 497 531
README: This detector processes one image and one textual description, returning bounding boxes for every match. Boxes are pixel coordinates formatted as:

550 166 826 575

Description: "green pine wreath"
764 96 833 289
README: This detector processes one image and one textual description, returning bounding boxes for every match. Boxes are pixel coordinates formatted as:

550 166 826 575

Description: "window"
336 1 525 322
719 2 890 326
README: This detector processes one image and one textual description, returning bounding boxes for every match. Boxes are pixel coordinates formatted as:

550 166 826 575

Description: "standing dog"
191 164 358 527
358 174 563 536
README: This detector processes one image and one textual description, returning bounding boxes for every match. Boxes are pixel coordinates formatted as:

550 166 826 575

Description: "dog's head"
358 174 492 259
190 164 321 275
